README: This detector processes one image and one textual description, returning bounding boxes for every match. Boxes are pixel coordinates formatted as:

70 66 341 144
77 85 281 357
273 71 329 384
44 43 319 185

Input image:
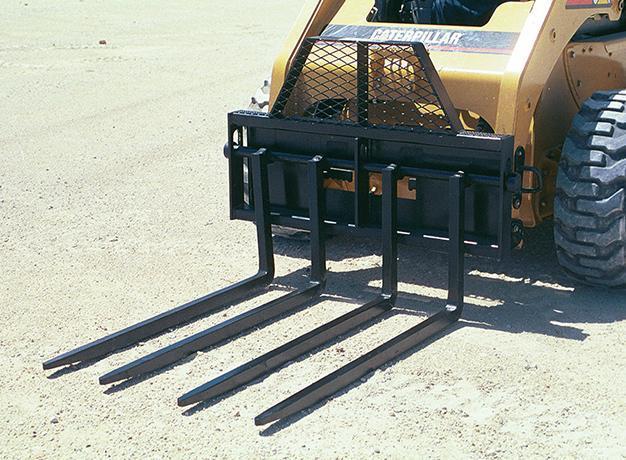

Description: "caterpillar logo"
370 28 464 47
566 0 612 8
321 24 520 55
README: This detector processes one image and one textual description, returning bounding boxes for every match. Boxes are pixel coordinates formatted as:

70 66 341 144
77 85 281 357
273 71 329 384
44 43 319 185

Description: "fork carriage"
44 38 522 425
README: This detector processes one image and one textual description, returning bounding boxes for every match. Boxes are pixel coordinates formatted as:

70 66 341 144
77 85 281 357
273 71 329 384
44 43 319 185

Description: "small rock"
50 417 58 424
99 39 107 45
234 411 240 418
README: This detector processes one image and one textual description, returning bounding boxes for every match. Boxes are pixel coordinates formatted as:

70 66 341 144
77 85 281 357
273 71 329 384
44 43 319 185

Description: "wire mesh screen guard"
271 38 461 132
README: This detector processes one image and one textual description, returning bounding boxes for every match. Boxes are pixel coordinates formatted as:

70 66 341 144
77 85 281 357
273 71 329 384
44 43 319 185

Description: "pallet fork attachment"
98 150 328 385
43 148 325 373
255 172 466 426
178 165 468 427
178 164 401 407
44 36 515 427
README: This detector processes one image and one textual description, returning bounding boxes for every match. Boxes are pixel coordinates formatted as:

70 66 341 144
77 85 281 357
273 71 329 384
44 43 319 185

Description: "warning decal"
566 0 612 8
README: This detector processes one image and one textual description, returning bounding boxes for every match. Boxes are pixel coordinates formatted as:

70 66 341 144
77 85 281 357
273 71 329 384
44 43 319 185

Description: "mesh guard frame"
270 37 463 133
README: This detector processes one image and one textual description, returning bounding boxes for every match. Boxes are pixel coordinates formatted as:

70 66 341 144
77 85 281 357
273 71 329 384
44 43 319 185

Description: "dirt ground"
1 1 625 458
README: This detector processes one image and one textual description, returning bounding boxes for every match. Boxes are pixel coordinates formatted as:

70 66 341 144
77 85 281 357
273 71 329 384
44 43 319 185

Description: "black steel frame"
98 151 328 385
271 37 463 132
178 163 400 408
228 110 514 260
43 149 327 375
255 170 467 426
43 37 519 426
176 131 477 425
193 97 513 423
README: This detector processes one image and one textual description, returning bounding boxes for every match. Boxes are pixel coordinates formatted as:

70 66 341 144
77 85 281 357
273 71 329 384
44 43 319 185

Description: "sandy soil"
1 1 625 458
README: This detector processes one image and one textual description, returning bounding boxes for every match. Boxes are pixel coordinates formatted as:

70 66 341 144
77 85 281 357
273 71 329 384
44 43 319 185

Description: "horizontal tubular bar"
232 147 501 187
231 210 498 259
178 296 392 407
42 272 272 370
229 112 511 153
255 309 458 426
99 282 323 385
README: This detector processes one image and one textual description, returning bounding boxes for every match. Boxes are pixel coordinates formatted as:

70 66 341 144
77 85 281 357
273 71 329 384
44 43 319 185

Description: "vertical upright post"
249 149 275 278
308 156 327 283
228 125 244 219
355 42 370 228
446 172 466 314
356 42 369 126
382 165 398 300
354 139 370 228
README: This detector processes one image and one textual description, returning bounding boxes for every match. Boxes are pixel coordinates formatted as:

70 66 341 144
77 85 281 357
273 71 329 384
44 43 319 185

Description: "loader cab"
368 0 519 27
575 10 626 38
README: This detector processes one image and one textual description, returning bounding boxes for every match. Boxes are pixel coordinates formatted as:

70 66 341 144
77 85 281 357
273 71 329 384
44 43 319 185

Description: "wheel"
555 90 626 288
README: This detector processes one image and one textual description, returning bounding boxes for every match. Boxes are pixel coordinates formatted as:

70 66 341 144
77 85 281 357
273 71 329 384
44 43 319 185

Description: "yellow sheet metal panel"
268 0 625 227
270 0 346 106
565 34 626 106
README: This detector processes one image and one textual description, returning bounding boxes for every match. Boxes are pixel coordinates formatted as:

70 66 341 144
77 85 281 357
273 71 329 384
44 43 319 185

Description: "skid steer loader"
44 0 626 426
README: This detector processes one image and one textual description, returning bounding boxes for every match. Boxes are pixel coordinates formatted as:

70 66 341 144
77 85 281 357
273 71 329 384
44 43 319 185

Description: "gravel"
1 1 625 458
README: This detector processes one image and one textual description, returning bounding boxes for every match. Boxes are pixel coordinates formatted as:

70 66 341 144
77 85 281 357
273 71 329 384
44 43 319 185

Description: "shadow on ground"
250 221 625 433
45 220 625 432
272 220 625 342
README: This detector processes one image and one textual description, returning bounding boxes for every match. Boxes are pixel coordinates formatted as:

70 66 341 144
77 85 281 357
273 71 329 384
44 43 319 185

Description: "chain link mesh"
271 38 457 131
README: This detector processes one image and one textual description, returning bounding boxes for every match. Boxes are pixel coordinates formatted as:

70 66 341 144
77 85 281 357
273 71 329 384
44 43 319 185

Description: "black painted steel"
254 308 459 425
381 165 398 300
446 173 466 314
44 35 517 428
99 283 323 385
254 172 467 426
42 149 276 371
356 41 369 127
177 165 399 407
229 142 509 259
99 155 328 385
227 109 515 262
308 156 327 283
177 298 391 406
232 110 510 153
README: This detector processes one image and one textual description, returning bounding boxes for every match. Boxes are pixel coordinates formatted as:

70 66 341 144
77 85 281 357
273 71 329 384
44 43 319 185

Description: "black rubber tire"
555 90 626 288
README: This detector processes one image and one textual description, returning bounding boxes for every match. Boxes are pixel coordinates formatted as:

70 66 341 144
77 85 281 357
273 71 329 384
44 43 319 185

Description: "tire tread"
555 91 626 288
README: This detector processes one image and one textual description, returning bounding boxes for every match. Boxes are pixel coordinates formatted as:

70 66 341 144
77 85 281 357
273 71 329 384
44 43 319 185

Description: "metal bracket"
513 146 543 199
521 166 544 194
